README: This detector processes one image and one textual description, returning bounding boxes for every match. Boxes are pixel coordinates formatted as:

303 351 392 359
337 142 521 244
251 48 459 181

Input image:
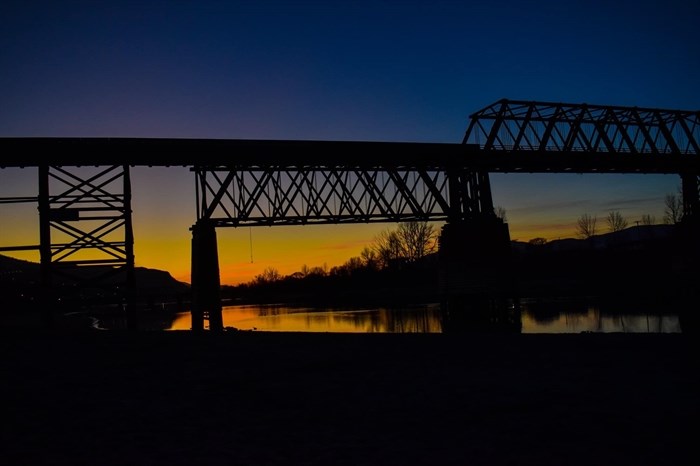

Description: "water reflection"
167 302 681 333
522 305 681 333
521 302 681 333
170 304 443 333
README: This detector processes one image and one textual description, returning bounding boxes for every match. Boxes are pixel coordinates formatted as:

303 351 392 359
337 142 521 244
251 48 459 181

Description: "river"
166 300 682 333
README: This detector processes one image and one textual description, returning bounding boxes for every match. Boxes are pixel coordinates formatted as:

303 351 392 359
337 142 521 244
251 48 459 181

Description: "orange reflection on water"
169 304 443 333
168 303 682 333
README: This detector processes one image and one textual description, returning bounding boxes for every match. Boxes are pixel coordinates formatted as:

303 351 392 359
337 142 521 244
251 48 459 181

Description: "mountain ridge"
0 253 189 292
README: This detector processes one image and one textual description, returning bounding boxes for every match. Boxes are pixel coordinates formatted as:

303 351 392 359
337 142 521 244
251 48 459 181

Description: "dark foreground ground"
2 329 697 466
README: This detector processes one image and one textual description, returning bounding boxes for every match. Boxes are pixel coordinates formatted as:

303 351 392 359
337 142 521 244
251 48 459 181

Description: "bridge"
1 99 698 331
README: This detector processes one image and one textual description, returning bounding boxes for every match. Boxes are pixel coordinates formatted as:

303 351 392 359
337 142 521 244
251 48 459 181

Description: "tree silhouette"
373 221 437 268
396 221 437 263
576 213 597 239
254 267 281 284
640 214 655 225
360 246 379 270
373 229 404 268
663 193 683 224
495 205 507 222
607 211 628 232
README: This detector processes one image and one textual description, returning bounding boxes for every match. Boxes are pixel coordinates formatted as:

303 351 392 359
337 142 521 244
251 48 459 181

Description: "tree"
254 267 281 284
396 221 437 263
576 213 597 239
640 214 655 226
373 229 404 268
663 193 683 224
360 246 379 270
372 221 437 268
495 205 507 222
606 211 628 232
528 237 547 246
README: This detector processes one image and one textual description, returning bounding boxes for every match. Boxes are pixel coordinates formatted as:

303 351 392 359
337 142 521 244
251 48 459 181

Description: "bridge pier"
438 218 520 332
190 220 223 332
677 171 700 334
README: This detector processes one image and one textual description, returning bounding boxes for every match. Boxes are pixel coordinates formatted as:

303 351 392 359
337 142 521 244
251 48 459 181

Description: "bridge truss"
194 166 494 226
192 100 699 226
463 99 699 154
37 164 134 285
463 99 700 219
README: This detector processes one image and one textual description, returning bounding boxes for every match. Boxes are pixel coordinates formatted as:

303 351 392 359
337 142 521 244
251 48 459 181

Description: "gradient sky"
1 0 698 285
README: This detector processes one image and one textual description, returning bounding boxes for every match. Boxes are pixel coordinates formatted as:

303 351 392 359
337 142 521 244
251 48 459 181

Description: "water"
167 301 682 333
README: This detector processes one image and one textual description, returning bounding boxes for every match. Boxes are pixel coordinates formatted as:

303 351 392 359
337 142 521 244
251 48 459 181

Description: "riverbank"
2 329 696 465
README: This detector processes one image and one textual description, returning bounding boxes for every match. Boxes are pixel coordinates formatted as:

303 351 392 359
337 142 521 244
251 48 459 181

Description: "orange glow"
129 223 395 285
215 224 387 285
1 213 645 286
169 304 444 333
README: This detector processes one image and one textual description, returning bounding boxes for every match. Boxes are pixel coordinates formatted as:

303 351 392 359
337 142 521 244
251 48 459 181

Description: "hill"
0 253 189 291
510 224 694 301
0 254 190 312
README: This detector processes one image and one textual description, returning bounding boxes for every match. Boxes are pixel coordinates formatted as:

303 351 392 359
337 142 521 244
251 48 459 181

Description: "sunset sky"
1 1 698 285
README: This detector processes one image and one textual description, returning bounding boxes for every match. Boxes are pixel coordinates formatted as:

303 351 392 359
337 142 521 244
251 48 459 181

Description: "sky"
1 0 698 285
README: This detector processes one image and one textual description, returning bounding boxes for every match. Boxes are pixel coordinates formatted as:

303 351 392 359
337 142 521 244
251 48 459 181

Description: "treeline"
573 189 686 240
222 221 441 305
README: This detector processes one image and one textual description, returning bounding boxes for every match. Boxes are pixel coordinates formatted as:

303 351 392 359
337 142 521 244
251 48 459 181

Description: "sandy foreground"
1 329 697 466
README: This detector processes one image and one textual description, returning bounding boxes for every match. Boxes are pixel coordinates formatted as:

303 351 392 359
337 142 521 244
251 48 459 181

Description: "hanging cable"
249 226 254 263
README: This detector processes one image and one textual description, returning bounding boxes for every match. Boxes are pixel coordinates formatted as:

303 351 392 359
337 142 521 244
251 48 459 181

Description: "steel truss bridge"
1 99 698 329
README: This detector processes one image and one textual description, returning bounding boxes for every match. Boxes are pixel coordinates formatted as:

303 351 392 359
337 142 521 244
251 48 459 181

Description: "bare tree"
494 205 507 223
396 221 437 263
373 229 404 268
607 211 628 232
372 221 437 268
640 214 655 225
576 213 597 239
360 246 379 270
254 267 281 284
663 193 683 224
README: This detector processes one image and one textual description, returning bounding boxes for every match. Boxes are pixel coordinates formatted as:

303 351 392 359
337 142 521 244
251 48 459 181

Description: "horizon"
0 220 678 287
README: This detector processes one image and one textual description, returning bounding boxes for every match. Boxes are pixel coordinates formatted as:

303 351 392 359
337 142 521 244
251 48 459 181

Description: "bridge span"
1 99 698 331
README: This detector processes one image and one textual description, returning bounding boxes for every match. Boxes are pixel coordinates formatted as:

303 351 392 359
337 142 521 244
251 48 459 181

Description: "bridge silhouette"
1 99 698 331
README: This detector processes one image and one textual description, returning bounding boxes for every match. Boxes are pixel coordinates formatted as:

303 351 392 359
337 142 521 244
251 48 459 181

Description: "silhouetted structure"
1 99 698 331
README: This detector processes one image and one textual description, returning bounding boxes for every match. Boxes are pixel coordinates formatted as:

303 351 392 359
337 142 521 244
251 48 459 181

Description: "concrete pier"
438 218 520 332
190 220 223 332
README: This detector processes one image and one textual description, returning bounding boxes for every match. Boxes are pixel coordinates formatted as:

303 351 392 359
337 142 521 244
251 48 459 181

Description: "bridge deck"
0 137 697 174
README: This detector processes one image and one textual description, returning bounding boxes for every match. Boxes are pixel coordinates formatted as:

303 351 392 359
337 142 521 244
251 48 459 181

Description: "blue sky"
1 0 698 282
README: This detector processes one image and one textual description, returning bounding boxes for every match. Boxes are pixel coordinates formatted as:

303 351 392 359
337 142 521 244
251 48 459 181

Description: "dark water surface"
167 300 682 333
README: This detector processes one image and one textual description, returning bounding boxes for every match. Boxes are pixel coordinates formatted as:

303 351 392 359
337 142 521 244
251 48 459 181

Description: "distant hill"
0 254 189 295
511 224 676 253
509 224 693 299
